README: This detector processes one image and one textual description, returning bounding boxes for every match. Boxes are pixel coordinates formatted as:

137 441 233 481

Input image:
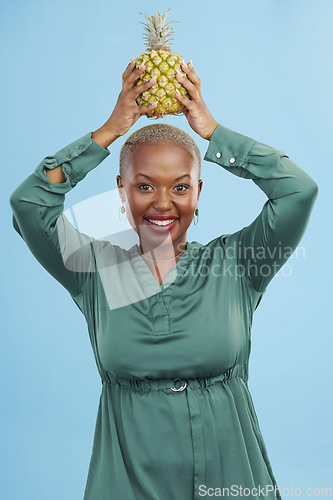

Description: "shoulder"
192 230 242 261
183 233 243 275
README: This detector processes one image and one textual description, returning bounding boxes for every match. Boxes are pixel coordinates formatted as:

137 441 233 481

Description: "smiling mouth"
143 218 179 231
144 218 178 226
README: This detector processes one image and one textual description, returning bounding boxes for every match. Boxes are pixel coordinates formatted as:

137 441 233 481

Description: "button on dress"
9 124 319 499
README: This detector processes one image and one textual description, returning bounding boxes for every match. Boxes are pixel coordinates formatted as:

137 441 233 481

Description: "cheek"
182 192 198 209
125 194 149 218
177 201 197 221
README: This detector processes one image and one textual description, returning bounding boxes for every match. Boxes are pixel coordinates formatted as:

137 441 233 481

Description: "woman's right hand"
102 59 158 139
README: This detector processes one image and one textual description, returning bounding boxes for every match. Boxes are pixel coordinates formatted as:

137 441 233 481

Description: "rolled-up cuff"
34 131 111 188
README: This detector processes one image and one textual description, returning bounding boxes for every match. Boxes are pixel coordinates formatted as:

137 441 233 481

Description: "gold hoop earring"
118 200 127 223
193 206 199 225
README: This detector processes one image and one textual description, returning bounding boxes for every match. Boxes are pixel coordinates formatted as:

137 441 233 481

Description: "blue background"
1 0 332 498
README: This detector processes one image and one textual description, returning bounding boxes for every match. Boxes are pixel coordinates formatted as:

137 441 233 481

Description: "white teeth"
146 218 176 226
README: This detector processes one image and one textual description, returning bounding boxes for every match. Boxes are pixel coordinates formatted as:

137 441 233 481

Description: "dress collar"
127 241 202 295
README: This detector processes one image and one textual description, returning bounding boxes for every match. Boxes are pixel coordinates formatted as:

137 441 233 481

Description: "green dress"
9 124 318 500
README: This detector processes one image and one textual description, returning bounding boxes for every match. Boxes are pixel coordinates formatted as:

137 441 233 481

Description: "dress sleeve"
204 124 319 293
9 132 111 299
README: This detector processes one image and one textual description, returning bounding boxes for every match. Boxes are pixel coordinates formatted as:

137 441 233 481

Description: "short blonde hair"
119 123 201 179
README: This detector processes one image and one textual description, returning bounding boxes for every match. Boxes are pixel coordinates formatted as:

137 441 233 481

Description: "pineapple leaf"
138 9 179 51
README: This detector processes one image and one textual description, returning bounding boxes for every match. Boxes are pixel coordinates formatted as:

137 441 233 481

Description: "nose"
152 188 174 211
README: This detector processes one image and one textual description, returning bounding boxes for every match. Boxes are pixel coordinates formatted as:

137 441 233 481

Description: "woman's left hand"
174 61 218 140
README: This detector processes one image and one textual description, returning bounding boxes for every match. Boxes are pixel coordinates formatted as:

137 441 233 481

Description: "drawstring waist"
102 364 247 392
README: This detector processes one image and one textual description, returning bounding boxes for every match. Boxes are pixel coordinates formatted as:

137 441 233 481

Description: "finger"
174 89 195 111
123 62 146 91
130 76 157 99
182 106 189 118
180 60 202 97
122 57 136 83
136 101 158 115
175 70 200 102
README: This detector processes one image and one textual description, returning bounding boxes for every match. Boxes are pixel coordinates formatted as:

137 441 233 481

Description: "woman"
9 59 318 499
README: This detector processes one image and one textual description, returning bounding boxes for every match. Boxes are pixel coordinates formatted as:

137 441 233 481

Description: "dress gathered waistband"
102 363 248 392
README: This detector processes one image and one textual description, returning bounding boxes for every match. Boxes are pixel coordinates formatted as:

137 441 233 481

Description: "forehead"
128 142 197 174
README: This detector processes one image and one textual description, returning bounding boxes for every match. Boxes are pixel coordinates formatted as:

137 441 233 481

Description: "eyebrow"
135 174 191 181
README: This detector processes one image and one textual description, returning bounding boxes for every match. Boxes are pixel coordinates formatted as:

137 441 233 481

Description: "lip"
143 217 178 233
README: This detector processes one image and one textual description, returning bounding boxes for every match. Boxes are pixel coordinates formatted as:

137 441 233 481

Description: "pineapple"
134 9 190 119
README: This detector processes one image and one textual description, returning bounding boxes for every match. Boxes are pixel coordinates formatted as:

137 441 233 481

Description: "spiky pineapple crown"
139 8 178 51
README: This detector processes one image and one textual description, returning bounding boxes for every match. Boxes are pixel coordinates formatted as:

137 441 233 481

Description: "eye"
174 184 189 192
138 184 153 191
137 183 189 192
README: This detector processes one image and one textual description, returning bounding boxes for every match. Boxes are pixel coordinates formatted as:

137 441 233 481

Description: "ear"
116 175 123 189
116 175 125 202
197 178 203 201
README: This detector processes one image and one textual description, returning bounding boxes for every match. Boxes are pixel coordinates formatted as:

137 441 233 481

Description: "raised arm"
174 60 319 294
9 59 158 305
204 124 319 293
9 132 111 300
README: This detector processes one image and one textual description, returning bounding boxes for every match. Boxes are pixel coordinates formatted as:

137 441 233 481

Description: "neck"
139 239 188 262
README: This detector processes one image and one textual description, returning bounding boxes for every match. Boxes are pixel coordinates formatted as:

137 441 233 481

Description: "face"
116 142 203 252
